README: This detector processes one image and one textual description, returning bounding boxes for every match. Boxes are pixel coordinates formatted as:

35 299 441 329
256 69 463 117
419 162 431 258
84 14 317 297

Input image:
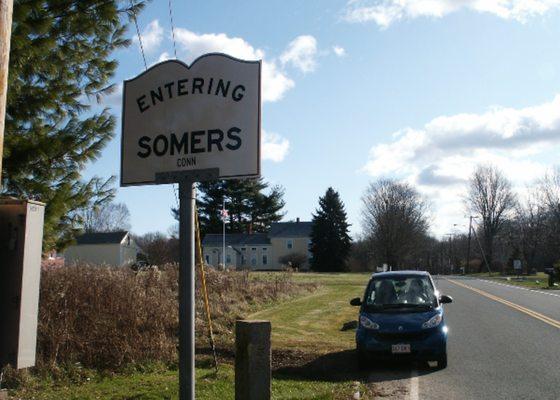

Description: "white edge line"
409 369 419 400
478 279 560 298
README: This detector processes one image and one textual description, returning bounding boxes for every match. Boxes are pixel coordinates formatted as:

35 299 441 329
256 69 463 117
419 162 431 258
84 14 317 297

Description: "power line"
167 0 179 212
129 0 147 70
168 0 178 59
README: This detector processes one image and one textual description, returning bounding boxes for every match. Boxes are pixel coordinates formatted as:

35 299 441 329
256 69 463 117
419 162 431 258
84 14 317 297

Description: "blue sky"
86 0 560 238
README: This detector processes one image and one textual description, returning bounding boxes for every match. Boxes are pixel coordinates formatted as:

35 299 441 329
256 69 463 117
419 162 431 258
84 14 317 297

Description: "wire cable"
167 0 179 210
129 0 147 70
168 0 178 58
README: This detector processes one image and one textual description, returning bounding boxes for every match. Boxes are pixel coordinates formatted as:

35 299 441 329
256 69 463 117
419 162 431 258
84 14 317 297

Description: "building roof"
269 221 312 238
202 233 270 247
75 231 129 245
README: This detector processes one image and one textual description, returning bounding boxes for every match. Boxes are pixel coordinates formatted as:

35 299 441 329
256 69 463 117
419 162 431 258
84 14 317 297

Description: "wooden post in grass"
235 320 271 400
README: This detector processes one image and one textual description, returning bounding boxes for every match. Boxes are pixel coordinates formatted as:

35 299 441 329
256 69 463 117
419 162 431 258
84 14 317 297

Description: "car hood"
362 307 442 332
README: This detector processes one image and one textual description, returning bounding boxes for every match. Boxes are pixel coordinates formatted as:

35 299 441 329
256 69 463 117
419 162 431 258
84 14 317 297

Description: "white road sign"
120 54 261 186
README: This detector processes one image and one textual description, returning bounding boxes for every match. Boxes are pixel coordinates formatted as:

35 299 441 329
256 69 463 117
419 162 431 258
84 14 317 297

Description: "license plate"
391 344 411 354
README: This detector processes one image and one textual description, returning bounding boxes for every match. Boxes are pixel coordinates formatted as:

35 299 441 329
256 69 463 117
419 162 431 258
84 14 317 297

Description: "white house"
202 220 312 270
202 232 271 270
64 231 138 267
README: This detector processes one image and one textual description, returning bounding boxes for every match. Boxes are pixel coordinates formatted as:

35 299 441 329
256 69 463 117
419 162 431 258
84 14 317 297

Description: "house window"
286 239 293 250
226 254 231 263
251 257 257 266
262 247 268 252
251 247 257 251
262 255 268 265
241 247 246 251
205 255 210 264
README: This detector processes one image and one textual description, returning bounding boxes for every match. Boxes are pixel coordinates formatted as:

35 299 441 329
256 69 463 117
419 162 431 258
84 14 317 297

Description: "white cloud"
98 82 123 107
280 35 318 73
137 20 164 53
261 62 295 102
333 45 347 57
362 95 560 235
174 29 264 60
343 0 560 28
157 51 171 63
262 130 290 162
174 28 298 102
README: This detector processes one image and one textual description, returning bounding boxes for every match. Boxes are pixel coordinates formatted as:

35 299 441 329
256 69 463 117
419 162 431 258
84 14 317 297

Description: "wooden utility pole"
466 216 473 274
0 0 14 188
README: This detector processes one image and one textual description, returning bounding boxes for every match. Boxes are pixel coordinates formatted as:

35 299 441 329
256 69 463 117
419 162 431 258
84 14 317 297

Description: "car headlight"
422 314 442 329
360 315 379 330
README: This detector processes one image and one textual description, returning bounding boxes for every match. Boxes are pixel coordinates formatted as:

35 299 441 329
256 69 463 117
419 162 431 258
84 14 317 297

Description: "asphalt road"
397 276 560 400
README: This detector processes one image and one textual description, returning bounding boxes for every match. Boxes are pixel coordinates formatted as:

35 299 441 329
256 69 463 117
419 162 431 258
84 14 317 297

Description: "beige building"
64 231 138 267
202 220 312 270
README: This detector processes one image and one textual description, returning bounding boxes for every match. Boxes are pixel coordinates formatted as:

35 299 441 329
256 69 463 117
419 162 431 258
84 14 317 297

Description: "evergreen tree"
2 1 145 250
173 178 285 236
310 187 352 272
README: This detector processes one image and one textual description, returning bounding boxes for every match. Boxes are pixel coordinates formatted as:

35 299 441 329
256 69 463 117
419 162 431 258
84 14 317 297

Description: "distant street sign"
121 54 261 186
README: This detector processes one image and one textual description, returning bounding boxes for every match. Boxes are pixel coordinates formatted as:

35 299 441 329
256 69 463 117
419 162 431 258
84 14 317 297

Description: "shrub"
31 264 316 371
38 265 178 369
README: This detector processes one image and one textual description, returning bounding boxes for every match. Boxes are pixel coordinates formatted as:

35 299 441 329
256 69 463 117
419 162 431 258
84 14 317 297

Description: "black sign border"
120 53 262 187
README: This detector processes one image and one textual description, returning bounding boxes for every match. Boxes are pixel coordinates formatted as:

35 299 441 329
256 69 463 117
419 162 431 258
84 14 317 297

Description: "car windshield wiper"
403 303 433 309
379 303 410 309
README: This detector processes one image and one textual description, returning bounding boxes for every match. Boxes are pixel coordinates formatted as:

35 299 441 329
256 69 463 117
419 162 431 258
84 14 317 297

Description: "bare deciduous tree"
80 202 131 233
278 252 308 270
134 232 179 265
509 192 547 270
466 165 516 269
539 167 560 219
362 179 430 269
536 167 560 264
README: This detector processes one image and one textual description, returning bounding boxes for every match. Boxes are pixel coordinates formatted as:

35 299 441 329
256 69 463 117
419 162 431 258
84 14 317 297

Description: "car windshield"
365 276 437 309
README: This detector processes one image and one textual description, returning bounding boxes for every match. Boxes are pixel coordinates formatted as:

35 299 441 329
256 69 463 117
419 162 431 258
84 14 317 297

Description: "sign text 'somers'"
120 54 261 186
134 76 245 160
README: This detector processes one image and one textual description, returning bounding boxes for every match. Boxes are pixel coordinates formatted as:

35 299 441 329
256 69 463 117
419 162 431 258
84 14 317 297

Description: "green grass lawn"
249 273 370 352
9 273 375 400
11 363 366 400
469 272 559 290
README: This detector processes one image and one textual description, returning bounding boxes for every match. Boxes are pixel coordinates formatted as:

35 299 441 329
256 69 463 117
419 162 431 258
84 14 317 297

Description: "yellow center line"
447 279 560 330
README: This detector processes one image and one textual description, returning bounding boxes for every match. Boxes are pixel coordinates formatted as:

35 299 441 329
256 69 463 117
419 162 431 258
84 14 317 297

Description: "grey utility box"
0 198 45 369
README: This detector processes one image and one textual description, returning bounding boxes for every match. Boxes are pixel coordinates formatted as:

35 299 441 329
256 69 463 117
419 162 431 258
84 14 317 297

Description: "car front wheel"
436 352 447 369
357 349 368 370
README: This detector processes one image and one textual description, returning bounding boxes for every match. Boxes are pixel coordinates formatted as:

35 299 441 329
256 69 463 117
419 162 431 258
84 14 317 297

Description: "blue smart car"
350 271 453 369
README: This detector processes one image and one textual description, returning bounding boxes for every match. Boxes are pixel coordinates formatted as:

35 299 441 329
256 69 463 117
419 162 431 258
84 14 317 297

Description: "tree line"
354 164 560 274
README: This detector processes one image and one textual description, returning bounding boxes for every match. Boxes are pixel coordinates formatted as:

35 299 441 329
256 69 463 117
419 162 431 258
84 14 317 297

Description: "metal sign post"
123 54 261 400
179 180 195 399
156 169 219 400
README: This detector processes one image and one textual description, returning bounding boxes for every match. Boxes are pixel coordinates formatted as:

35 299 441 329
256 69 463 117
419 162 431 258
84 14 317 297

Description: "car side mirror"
350 297 362 306
439 294 453 304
